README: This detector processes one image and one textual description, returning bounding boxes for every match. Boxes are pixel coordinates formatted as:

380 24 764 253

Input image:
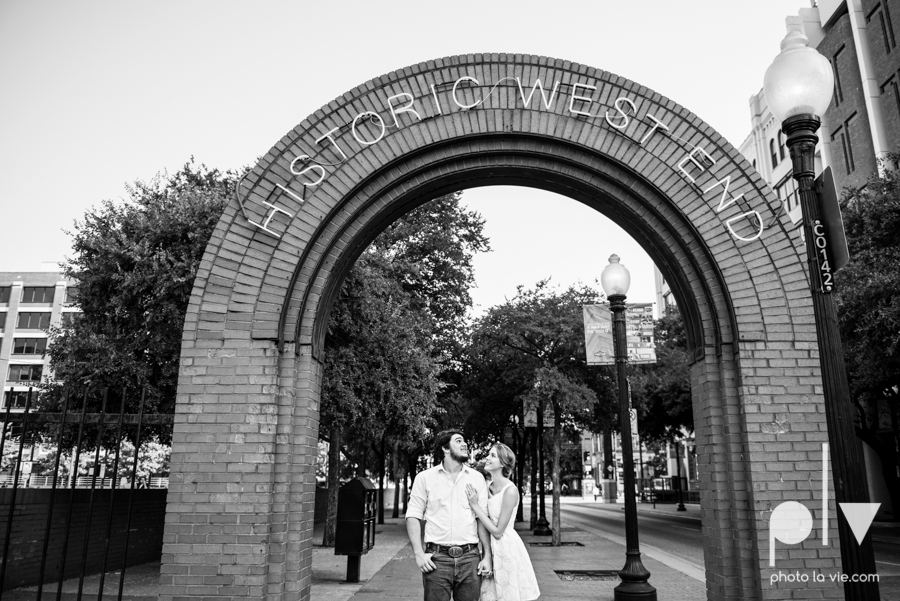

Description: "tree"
466 281 608 545
319 193 489 545
835 157 900 515
629 307 693 444
41 160 239 438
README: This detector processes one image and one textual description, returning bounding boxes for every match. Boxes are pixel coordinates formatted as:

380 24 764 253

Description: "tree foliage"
835 156 900 515
629 307 693 443
41 160 238 426
319 192 489 544
462 281 616 544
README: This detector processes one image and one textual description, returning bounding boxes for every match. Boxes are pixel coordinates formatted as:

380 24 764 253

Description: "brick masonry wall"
162 54 842 601
0 488 167 591
821 13 880 191
863 0 900 154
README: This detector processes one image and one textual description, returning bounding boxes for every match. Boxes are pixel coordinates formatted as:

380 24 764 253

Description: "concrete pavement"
5 497 897 600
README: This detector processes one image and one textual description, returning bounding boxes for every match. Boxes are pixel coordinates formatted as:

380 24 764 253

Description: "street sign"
815 167 849 273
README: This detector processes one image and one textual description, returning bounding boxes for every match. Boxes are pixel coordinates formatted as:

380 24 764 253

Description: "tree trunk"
551 400 562 547
323 424 342 547
603 427 614 481
378 437 386 525
513 424 524 522
529 428 537 529
392 441 401 519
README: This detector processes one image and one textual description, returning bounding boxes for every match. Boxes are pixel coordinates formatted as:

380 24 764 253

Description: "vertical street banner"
582 304 615 365
625 303 657 364
522 398 554 428
582 303 657 365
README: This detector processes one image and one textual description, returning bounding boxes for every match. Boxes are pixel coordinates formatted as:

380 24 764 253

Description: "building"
0 267 79 411
740 0 900 228
737 0 900 517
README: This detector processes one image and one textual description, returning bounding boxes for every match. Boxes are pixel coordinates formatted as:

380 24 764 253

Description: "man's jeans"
422 547 481 601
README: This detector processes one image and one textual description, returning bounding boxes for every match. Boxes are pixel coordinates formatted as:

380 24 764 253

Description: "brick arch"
160 54 840 601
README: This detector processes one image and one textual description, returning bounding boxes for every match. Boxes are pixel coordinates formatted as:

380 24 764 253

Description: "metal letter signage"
237 71 774 244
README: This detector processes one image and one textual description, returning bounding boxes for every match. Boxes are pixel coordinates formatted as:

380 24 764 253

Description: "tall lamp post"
533 379 552 536
602 255 656 601
764 25 879 600
675 440 686 512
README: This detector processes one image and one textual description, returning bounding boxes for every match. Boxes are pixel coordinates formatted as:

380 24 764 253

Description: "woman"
465 444 540 601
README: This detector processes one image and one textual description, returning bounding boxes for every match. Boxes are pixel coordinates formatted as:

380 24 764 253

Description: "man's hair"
494 443 516 478
433 429 464 464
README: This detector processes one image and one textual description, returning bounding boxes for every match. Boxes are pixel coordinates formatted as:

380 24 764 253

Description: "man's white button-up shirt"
406 464 489 545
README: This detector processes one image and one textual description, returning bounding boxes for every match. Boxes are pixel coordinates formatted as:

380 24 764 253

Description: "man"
406 430 492 601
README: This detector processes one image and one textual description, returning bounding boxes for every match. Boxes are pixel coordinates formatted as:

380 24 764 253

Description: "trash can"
334 477 377 582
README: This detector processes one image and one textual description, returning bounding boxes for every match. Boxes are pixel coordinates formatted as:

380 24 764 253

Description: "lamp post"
675 440 686 512
602 254 656 601
764 24 879 600
533 379 552 536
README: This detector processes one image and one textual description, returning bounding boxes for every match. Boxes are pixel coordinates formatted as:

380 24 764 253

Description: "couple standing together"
406 430 540 601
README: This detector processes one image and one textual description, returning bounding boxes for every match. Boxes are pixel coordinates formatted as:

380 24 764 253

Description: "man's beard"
450 449 469 463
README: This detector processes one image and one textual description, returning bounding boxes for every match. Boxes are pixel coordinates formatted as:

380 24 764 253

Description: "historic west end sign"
161 55 843 601
237 72 770 245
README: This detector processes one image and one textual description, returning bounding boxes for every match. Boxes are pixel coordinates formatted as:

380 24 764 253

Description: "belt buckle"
448 545 464 558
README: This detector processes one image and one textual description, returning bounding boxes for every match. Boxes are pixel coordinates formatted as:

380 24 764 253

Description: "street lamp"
601 254 656 601
674 440 686 512
533 378 552 536
764 24 879 600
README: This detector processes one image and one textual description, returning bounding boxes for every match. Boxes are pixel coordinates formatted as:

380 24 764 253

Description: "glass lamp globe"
763 23 834 122
601 254 631 296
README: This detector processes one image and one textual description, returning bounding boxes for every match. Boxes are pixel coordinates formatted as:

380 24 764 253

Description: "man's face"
446 434 469 462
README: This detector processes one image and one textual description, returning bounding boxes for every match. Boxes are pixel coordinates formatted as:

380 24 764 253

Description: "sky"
0 0 804 316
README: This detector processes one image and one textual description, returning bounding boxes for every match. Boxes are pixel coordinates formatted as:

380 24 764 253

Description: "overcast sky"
0 0 804 315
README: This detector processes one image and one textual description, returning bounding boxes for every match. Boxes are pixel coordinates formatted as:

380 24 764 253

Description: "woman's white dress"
481 482 540 601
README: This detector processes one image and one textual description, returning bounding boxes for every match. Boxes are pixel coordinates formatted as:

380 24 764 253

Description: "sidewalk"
324 508 705 601
5 500 895 601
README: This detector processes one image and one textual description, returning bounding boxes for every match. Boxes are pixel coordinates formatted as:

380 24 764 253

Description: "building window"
882 74 900 124
752 159 757 170
2 390 35 409
21 287 55 303
770 139 778 169
16 312 51 329
832 46 845 106
13 338 48 354
64 287 79 305
8 364 43 382
775 175 800 214
778 130 786 161
869 3 897 53
0 312 5 330
831 117 857 174
0 287 9 304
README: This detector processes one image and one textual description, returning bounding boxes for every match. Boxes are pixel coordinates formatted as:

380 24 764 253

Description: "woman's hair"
493 443 516 478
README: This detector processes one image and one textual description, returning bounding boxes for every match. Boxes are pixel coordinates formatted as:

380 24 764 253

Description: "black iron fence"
0 387 173 600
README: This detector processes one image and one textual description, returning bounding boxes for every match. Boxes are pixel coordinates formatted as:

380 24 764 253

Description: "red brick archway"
159 54 840 601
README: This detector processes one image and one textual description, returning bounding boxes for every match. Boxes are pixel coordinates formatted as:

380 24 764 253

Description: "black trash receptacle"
335 477 377 582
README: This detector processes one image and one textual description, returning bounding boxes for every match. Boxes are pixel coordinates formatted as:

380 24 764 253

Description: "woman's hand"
465 483 479 505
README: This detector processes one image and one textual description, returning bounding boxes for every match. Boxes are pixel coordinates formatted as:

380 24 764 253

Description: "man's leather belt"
425 542 478 557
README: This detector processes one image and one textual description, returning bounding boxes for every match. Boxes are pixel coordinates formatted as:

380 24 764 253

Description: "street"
522 499 900 592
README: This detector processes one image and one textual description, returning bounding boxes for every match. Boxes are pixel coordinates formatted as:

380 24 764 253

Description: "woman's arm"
465 484 504 537
465 484 519 539
490 486 518 540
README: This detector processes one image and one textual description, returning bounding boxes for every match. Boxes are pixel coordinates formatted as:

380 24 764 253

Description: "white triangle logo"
838 503 881 544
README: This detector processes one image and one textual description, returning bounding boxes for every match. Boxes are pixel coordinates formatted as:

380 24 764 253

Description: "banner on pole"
582 303 657 365
582 304 614 365
523 397 554 428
